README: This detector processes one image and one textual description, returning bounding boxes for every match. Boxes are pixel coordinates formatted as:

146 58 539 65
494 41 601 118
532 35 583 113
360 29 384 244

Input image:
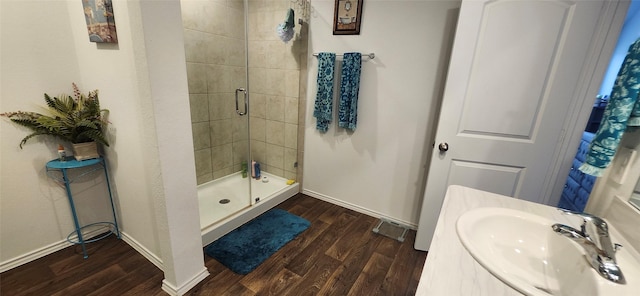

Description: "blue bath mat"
204 208 310 274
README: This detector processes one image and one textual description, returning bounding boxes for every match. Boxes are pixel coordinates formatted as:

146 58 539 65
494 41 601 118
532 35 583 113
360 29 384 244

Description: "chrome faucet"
551 209 625 284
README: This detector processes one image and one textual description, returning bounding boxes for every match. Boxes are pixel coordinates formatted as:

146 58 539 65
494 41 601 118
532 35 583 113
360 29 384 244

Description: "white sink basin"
456 207 640 296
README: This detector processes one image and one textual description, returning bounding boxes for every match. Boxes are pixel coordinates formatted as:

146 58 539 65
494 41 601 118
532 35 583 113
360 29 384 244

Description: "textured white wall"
68 0 164 261
1 0 88 264
0 0 160 269
302 0 461 226
1 1 206 290
135 0 208 291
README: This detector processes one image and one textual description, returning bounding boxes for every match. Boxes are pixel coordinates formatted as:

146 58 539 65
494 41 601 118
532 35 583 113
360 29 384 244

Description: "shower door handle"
235 88 247 116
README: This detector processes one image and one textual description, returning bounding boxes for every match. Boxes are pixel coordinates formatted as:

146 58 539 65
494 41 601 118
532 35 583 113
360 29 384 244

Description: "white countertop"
414 185 639 295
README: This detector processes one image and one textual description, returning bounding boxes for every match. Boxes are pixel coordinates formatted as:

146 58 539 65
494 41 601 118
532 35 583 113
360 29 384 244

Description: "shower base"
198 171 299 246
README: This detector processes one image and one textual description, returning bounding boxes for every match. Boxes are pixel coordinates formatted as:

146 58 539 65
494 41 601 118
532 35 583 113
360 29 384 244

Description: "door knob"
438 142 449 152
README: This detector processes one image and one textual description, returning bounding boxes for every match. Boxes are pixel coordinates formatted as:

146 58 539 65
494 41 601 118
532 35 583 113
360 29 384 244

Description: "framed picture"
82 0 118 43
333 0 363 35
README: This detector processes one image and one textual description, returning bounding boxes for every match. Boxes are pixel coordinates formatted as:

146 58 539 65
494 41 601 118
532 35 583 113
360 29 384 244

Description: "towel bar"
313 52 375 59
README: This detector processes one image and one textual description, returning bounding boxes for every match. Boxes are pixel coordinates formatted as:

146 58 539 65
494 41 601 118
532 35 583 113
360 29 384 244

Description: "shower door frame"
241 0 255 206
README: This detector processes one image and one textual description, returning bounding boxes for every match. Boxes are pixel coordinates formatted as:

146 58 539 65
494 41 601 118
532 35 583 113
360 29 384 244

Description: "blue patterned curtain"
580 38 640 176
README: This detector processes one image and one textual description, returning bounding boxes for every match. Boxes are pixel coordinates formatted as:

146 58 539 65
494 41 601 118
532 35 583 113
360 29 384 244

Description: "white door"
415 0 626 251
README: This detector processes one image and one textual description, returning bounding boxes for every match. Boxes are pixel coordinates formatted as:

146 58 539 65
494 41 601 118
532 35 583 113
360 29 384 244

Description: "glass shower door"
181 0 252 226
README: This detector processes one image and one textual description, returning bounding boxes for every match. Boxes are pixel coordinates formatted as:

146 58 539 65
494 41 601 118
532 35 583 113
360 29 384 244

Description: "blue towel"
338 52 362 131
313 52 336 133
580 38 640 176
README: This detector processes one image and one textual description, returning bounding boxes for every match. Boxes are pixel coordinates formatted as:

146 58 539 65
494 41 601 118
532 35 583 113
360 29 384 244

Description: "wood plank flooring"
1 194 427 295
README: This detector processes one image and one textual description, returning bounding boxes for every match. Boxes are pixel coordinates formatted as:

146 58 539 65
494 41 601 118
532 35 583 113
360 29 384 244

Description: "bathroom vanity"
416 185 640 295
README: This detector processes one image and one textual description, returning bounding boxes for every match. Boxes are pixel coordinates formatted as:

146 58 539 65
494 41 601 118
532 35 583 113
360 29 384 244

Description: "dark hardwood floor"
1 194 427 295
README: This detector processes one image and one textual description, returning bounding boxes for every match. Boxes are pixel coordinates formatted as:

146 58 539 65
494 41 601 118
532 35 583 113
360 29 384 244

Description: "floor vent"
372 219 409 242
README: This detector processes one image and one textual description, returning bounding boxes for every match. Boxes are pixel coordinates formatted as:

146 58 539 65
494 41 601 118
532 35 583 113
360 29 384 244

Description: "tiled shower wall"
181 0 307 185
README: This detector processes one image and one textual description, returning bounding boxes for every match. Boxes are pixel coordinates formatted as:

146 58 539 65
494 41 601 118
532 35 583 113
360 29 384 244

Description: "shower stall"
180 0 308 246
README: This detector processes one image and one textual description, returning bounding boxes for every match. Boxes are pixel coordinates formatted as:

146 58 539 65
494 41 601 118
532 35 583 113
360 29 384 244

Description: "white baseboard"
0 228 163 274
0 238 71 273
161 267 210 296
302 189 418 229
0 226 111 273
120 231 164 270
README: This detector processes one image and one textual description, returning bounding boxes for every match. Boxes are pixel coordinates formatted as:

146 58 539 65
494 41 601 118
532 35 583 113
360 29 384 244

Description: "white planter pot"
72 142 100 161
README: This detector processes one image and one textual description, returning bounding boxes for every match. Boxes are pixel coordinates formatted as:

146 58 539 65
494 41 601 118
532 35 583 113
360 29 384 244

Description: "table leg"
101 159 120 238
62 168 88 259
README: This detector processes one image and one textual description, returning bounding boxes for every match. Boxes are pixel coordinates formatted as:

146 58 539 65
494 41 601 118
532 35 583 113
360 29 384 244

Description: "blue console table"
46 157 120 258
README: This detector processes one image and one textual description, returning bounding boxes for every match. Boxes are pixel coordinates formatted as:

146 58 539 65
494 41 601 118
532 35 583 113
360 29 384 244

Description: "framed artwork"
82 0 118 43
333 0 363 35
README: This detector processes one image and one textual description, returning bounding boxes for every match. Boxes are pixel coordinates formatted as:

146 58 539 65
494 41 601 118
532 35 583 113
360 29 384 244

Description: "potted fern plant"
1 83 109 160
